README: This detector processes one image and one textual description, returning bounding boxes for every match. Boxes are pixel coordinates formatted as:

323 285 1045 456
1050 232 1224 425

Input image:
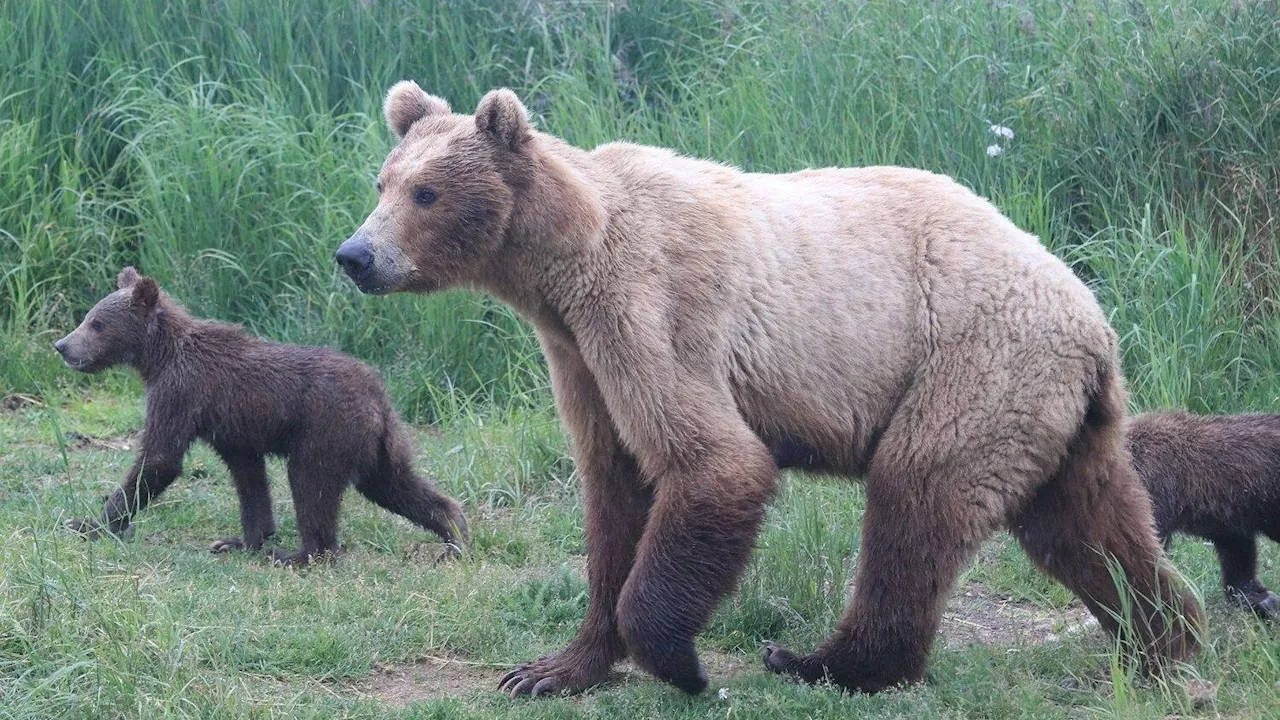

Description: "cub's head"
53 267 160 373
334 82 532 295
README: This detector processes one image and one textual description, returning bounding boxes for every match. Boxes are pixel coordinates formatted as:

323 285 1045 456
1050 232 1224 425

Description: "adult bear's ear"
474 88 530 151
117 266 139 289
384 80 451 140
131 277 159 311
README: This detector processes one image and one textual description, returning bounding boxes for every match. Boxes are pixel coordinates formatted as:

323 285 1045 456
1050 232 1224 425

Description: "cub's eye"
90 319 104 332
413 187 438 206
375 181 383 194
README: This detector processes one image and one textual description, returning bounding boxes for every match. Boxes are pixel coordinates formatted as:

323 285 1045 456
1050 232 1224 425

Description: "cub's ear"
131 277 159 311
474 88 530 151
117 266 139 289
384 80 451 140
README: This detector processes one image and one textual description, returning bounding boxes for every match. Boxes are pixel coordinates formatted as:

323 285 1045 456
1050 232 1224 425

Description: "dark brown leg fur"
1212 533 1279 619
502 344 654 697
763 452 992 692
211 451 276 553
1012 378 1202 669
353 425 469 549
272 453 346 565
615 447 774 695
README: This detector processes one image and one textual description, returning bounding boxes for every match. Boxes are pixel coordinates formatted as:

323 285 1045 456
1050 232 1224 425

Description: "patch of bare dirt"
350 584 1102 707
939 581 1097 648
63 430 138 452
355 655 503 708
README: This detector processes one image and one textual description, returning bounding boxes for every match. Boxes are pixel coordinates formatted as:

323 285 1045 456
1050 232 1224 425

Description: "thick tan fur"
335 84 1203 696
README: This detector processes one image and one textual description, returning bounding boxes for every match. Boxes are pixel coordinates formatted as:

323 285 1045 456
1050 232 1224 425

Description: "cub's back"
182 327 390 456
1128 412 1280 533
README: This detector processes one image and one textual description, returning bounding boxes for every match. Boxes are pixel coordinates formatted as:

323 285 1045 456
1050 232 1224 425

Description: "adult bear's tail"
1011 356 1203 668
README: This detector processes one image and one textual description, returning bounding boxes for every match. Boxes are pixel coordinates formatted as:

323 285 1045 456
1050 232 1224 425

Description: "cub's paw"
65 517 109 540
210 538 247 553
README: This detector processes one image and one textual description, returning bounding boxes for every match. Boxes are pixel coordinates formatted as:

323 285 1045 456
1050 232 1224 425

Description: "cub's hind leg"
272 451 347 566
211 451 276 553
353 423 469 549
1213 532 1278 619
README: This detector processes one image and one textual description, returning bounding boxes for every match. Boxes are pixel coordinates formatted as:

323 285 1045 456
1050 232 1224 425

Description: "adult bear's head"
336 81 605 296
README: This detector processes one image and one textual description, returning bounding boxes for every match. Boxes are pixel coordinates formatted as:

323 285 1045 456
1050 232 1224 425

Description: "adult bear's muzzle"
335 235 374 286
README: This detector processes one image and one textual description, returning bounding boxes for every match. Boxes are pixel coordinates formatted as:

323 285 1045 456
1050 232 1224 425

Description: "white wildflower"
986 144 1003 157
718 687 730 700
989 124 1014 139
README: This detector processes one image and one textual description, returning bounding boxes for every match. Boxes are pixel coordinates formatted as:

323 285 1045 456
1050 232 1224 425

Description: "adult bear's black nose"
53 339 67 355
335 237 373 277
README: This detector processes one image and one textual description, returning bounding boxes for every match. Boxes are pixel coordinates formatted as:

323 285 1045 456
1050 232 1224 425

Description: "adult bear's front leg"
615 442 776 694
501 340 655 697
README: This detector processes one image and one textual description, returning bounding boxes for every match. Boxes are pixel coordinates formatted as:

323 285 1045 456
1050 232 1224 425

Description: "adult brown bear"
336 82 1202 696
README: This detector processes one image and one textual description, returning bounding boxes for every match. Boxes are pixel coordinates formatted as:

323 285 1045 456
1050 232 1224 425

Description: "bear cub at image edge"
1129 411 1280 618
53 267 469 565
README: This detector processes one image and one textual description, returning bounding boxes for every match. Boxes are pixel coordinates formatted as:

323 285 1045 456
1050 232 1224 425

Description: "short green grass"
2 391 1279 718
4 0 1280 717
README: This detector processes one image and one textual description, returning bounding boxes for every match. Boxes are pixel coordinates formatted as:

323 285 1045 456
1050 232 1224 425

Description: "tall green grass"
2 0 1278 420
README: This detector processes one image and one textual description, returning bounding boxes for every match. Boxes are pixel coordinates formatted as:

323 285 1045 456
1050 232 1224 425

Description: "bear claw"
499 650 611 698
500 665 572 698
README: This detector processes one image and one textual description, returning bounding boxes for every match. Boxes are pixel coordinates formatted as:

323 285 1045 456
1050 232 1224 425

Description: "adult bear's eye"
90 319 104 332
375 181 383 194
413 187 438 207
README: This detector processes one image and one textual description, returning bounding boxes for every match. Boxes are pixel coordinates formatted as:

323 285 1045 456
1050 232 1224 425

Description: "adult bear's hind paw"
762 642 824 683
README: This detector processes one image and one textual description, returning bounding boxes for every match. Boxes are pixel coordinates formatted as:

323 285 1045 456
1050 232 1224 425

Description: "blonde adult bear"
335 82 1202 697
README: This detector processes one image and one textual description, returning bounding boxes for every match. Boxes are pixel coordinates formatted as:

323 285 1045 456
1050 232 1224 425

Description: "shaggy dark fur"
1129 411 1280 617
53 267 468 564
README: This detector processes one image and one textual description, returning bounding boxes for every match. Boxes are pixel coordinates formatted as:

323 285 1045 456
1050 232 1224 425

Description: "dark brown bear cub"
1128 411 1280 618
53 267 469 564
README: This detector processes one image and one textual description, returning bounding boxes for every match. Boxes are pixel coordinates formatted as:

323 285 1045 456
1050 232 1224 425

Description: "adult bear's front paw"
1255 591 1280 619
1227 581 1280 620
498 645 615 698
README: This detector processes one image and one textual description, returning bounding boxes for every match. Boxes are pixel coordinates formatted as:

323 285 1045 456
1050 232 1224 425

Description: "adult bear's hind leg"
762 446 999 693
1010 367 1202 667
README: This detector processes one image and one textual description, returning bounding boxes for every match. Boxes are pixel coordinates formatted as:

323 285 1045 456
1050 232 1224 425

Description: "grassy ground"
4 0 1280 717
2 389 1279 718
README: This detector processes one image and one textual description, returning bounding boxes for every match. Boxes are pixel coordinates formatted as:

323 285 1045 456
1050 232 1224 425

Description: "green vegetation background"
2 2 1279 718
